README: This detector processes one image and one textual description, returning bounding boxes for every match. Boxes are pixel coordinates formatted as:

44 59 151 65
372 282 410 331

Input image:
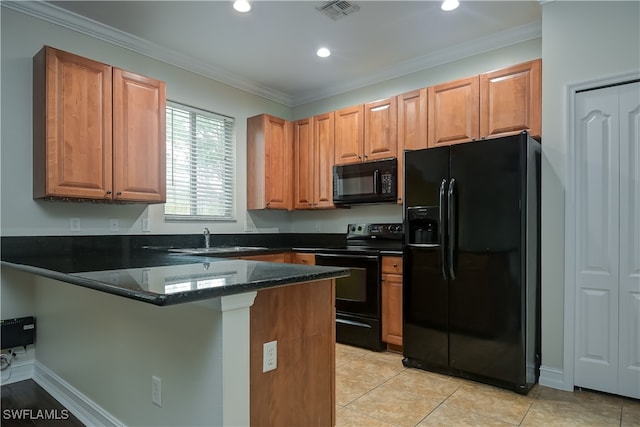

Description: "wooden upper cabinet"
33 46 114 201
334 104 364 165
247 114 293 210
397 89 428 204
33 46 166 203
293 113 334 210
364 97 397 161
112 69 166 203
313 112 335 209
427 59 542 149
480 59 541 139
428 76 480 148
293 117 314 209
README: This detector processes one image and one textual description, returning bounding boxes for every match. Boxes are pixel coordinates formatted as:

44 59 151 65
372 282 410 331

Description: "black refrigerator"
402 132 540 394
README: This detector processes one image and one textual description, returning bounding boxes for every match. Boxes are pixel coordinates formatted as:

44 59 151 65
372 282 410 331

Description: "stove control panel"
347 223 403 240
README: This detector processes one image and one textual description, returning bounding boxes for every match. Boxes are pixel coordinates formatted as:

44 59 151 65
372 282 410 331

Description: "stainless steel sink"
169 246 268 255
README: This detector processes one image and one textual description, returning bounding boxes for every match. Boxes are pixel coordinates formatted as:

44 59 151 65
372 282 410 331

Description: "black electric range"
315 223 403 351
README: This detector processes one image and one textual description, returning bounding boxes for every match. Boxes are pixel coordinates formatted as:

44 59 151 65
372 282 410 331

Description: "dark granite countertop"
1 250 350 306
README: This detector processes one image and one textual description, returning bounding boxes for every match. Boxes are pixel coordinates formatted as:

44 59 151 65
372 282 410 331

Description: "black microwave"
333 158 397 205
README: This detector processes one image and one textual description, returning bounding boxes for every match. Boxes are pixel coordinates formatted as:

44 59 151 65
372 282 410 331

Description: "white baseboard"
0 359 34 385
539 365 573 391
33 362 125 427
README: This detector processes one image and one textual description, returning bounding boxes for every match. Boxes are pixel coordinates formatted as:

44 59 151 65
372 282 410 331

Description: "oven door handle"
316 253 379 261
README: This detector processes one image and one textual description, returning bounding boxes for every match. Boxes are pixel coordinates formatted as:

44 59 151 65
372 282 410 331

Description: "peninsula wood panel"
250 279 335 426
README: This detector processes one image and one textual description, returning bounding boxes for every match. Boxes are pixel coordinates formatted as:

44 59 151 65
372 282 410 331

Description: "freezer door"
403 146 450 209
448 134 527 385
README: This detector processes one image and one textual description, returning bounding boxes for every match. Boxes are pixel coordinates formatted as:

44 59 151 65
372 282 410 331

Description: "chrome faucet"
203 227 210 249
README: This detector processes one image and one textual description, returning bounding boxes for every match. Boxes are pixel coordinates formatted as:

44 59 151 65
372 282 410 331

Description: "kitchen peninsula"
1 241 348 426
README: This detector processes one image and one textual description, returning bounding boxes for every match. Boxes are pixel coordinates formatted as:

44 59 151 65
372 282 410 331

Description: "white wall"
540 0 640 379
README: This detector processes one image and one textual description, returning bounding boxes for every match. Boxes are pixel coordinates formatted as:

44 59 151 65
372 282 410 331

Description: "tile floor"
335 343 640 427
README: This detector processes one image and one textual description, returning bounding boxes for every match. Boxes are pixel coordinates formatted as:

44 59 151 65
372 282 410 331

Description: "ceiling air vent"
316 1 360 20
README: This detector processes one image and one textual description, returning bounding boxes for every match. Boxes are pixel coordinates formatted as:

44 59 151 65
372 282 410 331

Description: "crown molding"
4 1 541 108
2 0 294 106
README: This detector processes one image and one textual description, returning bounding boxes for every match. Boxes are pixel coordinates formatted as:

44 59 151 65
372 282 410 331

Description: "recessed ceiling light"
317 47 331 58
441 0 459 11
233 0 251 13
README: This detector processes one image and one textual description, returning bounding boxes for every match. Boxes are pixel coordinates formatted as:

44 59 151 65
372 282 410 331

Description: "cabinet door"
113 69 166 203
364 97 397 161
265 116 292 209
247 114 293 210
397 89 428 204
480 59 541 139
314 112 335 208
334 105 364 165
33 46 113 200
293 253 316 265
428 76 479 148
382 273 403 346
294 117 314 209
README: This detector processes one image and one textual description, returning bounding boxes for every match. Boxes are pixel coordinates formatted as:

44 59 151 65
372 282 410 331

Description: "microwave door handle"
439 179 448 281
373 169 381 194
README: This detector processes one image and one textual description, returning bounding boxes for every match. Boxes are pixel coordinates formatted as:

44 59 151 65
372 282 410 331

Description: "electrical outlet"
70 218 81 232
263 340 277 373
141 218 150 232
109 219 119 232
151 376 162 407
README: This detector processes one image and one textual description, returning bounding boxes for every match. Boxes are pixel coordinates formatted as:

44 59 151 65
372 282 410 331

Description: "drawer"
382 256 403 274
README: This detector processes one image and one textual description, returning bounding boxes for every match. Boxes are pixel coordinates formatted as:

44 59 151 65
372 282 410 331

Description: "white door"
574 81 640 399
617 83 640 398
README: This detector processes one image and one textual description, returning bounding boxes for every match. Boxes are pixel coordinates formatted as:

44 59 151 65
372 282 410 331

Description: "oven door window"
316 254 380 318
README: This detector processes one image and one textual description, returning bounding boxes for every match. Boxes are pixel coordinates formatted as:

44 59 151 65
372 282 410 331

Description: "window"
165 102 235 220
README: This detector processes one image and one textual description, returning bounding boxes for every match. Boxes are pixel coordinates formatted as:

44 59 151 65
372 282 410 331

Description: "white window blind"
165 102 235 220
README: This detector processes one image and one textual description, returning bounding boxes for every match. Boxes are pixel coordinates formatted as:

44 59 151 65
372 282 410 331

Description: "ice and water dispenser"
406 206 440 245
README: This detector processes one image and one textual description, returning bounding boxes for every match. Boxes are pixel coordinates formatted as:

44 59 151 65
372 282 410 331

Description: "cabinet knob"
302 259 307 263
116 192 122 196
106 191 112 195
393 263 398 268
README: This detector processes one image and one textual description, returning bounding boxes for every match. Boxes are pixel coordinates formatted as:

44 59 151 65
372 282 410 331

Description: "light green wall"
540 0 640 376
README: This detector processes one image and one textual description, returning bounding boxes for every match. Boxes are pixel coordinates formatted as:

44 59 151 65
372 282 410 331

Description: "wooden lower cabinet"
239 253 290 263
292 252 315 265
381 256 403 347
250 279 335 426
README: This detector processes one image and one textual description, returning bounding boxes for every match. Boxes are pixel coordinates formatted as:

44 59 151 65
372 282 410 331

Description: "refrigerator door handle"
447 178 457 280
439 178 448 280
